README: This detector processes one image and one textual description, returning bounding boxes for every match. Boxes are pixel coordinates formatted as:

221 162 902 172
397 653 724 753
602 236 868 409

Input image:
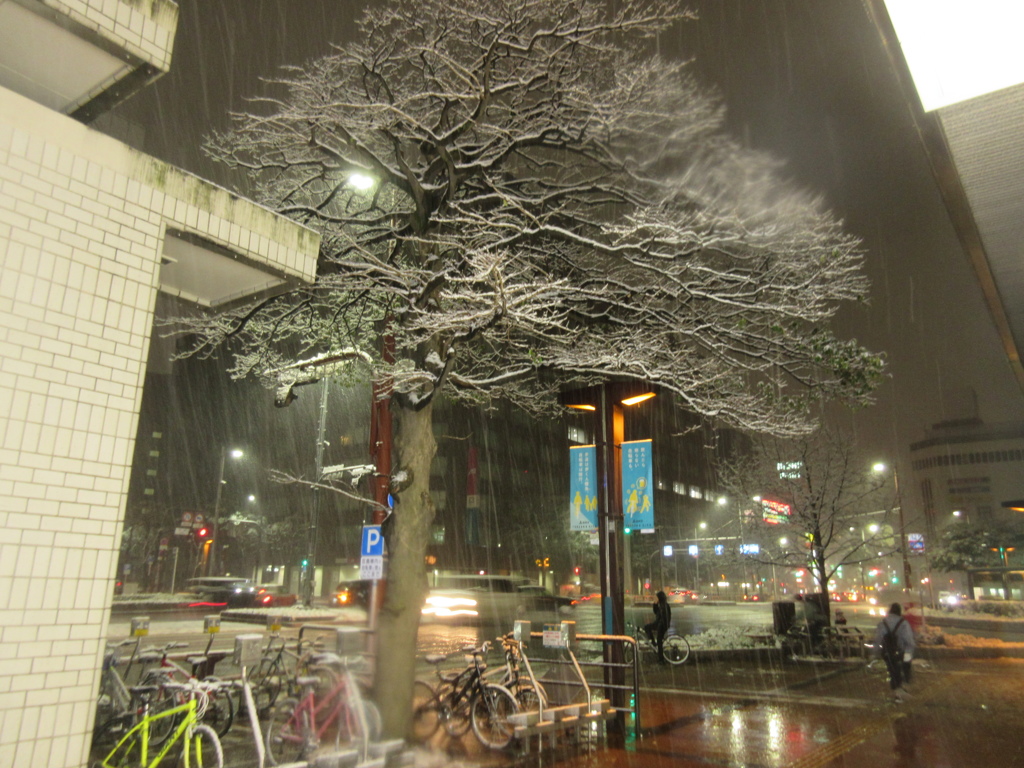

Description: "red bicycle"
264 654 381 765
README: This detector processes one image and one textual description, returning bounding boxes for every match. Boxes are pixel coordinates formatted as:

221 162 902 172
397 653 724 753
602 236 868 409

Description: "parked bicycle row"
90 629 385 767
90 617 654 766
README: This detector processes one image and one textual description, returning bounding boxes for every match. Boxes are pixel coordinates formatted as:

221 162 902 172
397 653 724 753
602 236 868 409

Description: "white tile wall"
40 0 179 73
0 86 318 768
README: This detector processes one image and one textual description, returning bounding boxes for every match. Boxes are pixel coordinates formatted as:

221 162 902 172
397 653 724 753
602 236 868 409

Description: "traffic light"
573 566 581 575
301 558 310 568
195 526 211 542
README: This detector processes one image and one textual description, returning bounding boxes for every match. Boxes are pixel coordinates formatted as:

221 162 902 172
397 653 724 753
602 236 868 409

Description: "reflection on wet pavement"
482 657 1024 768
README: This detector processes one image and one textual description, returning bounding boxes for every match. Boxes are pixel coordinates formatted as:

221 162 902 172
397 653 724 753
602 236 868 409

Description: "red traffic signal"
573 566 580 575
196 526 210 540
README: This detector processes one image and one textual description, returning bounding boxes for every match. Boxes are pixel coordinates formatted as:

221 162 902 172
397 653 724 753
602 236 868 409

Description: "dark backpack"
882 617 905 658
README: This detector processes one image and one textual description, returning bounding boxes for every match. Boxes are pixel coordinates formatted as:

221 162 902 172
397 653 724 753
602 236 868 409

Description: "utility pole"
303 377 330 607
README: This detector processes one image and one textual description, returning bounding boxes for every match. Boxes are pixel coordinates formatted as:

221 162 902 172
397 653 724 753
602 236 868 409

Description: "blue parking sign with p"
361 525 384 557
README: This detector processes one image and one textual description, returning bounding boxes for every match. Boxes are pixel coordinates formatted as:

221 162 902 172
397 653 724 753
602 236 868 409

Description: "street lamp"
859 523 880 597
693 521 707 592
209 447 243 576
873 462 911 594
561 381 656 741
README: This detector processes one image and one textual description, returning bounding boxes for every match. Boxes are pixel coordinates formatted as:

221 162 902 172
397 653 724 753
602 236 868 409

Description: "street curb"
684 643 1024 663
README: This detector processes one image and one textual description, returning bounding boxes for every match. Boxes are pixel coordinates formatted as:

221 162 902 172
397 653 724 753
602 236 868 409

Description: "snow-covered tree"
176 0 883 736
719 429 896 612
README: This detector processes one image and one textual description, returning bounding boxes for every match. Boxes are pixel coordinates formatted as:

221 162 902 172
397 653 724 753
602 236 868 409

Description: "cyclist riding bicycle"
643 591 672 664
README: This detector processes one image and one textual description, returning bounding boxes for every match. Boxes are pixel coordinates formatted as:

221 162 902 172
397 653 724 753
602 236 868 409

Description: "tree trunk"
813 552 832 626
373 399 437 739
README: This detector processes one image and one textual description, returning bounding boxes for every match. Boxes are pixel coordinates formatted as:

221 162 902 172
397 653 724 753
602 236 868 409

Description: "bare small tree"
175 0 883 736
720 429 896 613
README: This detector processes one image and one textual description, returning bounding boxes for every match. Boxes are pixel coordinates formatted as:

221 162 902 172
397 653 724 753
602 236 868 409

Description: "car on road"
183 577 298 609
514 583 576 612
938 591 965 610
421 574 576 625
331 579 375 608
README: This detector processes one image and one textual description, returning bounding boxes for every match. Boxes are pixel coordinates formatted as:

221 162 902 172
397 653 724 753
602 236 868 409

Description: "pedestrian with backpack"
873 602 916 702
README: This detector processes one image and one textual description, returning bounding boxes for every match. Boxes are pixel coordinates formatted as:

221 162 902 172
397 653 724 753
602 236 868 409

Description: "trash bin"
772 600 795 635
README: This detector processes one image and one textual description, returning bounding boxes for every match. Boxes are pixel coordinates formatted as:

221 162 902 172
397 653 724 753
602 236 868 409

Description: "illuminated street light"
209 447 244 576
349 172 374 190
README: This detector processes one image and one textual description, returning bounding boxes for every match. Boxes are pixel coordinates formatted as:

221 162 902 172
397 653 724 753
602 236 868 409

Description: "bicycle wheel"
265 697 310 766
623 640 637 667
92 712 134 750
512 682 546 712
437 681 471 737
176 723 223 768
249 659 283 713
200 683 235 737
143 676 185 747
411 680 440 742
664 635 690 665
470 683 518 750
360 699 382 741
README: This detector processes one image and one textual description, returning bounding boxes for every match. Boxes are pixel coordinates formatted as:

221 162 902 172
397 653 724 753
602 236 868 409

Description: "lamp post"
648 546 672 592
302 377 331 607
563 382 655 743
874 462 911 594
860 523 880 597
208 447 243 576
693 521 707 593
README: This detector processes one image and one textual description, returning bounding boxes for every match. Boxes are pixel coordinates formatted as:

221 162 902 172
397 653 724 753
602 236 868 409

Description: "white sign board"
360 556 383 580
542 623 564 648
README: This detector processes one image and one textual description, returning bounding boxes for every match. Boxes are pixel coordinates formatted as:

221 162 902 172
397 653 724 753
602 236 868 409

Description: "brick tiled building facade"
0 3 319 765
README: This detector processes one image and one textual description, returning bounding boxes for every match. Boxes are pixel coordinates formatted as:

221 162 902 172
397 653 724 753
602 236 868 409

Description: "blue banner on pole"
569 445 598 531
622 439 654 529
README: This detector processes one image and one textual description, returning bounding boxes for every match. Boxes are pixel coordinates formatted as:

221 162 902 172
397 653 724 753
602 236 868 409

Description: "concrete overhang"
160 229 297 310
0 0 178 122
869 1 1024 395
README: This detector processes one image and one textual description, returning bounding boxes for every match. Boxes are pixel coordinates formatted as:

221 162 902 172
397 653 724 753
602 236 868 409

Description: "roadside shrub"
959 601 1024 618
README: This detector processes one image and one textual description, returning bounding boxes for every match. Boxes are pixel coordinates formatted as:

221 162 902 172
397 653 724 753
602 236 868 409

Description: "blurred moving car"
668 588 698 603
938 591 963 610
422 574 576 625
514 584 576 612
184 577 297 608
332 580 374 608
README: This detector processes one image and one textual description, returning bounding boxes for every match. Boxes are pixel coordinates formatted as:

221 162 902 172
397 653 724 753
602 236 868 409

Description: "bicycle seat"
296 676 321 688
187 656 208 666
424 655 447 665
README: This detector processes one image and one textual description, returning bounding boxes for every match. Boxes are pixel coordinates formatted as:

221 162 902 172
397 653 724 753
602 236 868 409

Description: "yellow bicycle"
92 681 223 768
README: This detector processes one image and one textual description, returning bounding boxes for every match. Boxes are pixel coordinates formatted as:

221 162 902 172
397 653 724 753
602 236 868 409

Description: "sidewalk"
441 654 1024 768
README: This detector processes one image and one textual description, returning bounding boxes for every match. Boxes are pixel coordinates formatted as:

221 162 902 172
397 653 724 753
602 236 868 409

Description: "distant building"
908 416 1024 600
910 419 1024 535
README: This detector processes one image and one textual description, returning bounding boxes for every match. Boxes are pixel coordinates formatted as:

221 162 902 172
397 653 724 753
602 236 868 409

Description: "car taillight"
261 594 272 604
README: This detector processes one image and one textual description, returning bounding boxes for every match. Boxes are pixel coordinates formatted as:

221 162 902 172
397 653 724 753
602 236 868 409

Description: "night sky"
108 0 1024 479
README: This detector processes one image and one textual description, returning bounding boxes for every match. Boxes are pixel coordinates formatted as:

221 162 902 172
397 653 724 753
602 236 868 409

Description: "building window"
567 426 589 444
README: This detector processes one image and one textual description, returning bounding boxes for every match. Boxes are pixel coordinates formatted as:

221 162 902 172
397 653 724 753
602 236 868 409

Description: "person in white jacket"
873 602 916 702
